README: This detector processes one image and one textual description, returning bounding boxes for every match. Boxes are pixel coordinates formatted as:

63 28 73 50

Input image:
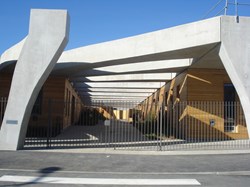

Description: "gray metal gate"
22 99 250 151
0 97 7 129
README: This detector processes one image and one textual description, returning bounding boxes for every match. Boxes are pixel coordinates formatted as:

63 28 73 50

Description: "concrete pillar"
0 9 69 150
219 16 250 137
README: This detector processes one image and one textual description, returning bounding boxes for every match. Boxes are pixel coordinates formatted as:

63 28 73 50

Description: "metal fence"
22 99 250 151
0 97 7 128
0 98 249 150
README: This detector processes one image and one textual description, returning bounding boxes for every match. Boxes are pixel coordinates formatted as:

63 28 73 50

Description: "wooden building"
141 68 248 140
0 73 83 137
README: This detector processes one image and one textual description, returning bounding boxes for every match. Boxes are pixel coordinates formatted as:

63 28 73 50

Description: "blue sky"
0 0 250 55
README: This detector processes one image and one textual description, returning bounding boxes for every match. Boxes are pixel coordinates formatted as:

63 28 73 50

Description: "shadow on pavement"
1 166 62 186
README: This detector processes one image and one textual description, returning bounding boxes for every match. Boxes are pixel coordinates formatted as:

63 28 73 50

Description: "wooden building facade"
141 68 249 140
0 73 83 137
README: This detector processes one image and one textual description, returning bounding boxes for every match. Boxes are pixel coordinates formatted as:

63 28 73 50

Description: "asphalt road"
0 150 249 186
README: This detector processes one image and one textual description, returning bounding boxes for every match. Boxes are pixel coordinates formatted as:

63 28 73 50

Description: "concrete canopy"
1 15 250 136
71 73 176 82
1 16 221 105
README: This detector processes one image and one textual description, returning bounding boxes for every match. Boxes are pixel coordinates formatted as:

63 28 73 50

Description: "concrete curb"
23 148 250 156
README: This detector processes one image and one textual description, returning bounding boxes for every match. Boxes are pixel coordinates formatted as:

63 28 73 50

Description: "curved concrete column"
219 16 250 137
0 9 69 150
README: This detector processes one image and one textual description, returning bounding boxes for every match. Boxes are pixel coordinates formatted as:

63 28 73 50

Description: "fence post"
47 99 52 148
158 103 163 151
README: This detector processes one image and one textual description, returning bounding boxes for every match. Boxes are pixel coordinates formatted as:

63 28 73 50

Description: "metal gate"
0 97 7 128
22 99 250 151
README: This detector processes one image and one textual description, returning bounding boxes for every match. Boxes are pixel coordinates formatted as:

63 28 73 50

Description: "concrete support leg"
0 9 69 150
219 16 250 137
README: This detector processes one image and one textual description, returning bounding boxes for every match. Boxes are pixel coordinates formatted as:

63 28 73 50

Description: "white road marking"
0 175 201 185
0 168 249 176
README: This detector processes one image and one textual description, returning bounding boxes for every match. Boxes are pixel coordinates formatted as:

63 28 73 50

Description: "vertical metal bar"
211 101 214 149
182 101 185 150
47 99 52 149
179 101 182 150
217 101 220 148
172 101 175 150
237 101 240 148
214 101 217 149
224 101 227 144
0 97 3 125
195 101 198 149
192 101 195 149
156 103 159 150
169 102 173 150
166 102 168 151
193 101 196 148
187 101 189 150
140 101 143 150
235 0 238 17
206 101 210 146
162 102 165 151
220 101 223 149
159 103 162 151
143 102 146 149
206 101 209 149
189 101 192 150
104 103 108 149
185 101 188 150
225 0 228 15
215 101 218 149
147 103 150 150
183 101 186 150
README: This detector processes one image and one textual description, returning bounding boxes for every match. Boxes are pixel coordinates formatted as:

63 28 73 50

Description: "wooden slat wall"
43 76 65 100
63 79 82 129
28 76 66 130
187 69 231 101
183 69 248 140
140 69 248 140
0 74 66 100
28 76 83 133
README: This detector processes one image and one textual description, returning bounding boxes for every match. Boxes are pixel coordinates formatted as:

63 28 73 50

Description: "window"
224 83 236 132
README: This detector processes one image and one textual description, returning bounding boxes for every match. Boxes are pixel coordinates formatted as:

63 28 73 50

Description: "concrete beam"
76 88 157 93
219 16 250 137
80 92 151 97
71 73 176 82
88 100 141 109
85 95 146 98
0 9 69 150
83 96 145 102
0 38 26 64
0 38 26 71
1 17 220 77
74 82 165 89
71 59 191 77
59 17 220 65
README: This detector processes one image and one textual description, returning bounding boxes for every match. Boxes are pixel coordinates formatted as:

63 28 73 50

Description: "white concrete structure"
0 9 69 150
0 14 250 149
218 16 250 137
72 73 176 82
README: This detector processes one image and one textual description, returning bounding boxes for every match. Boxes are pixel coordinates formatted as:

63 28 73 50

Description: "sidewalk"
28 147 250 155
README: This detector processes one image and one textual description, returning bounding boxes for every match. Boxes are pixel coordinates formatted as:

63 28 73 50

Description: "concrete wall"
0 9 69 150
219 16 250 137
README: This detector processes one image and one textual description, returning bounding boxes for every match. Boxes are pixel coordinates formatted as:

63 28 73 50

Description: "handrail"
203 0 250 19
